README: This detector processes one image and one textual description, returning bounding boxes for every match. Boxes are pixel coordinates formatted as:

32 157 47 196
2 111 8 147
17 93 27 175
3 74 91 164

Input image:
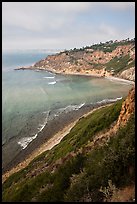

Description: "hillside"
2 87 135 202
17 38 135 81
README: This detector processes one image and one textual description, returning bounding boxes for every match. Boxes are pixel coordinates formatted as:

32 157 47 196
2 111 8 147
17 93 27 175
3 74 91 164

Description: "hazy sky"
2 2 135 50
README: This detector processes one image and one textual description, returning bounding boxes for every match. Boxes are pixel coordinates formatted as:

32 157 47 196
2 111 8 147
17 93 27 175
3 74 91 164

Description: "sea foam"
18 111 50 150
96 97 122 104
56 103 85 114
17 134 38 150
43 76 55 79
48 81 56 85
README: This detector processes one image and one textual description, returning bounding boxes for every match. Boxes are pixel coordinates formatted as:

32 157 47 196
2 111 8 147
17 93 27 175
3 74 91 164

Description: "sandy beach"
63 72 135 85
15 66 135 85
104 76 135 85
3 69 134 184
2 103 113 183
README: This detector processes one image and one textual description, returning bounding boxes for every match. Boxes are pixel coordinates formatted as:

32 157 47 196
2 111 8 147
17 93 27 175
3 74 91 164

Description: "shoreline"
61 72 135 85
2 102 113 183
3 67 134 183
104 76 135 85
14 66 135 85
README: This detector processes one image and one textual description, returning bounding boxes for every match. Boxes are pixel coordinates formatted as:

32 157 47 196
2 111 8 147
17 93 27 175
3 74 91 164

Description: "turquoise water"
2 50 132 154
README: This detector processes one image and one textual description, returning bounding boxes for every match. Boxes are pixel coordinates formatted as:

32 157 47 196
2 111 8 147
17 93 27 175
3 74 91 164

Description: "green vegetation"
62 38 135 55
85 39 134 53
88 62 104 69
65 113 135 202
105 54 131 74
2 99 135 202
125 59 135 70
55 39 135 77
43 100 123 164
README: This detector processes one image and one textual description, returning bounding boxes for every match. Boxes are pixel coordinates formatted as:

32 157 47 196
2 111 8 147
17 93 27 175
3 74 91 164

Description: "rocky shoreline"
3 85 135 182
2 101 118 183
7 39 134 181
15 65 135 85
14 39 135 82
2 103 93 173
2 100 120 182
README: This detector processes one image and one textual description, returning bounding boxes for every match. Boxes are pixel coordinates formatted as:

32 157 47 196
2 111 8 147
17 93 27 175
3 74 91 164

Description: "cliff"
116 86 135 128
2 87 135 202
18 38 135 81
118 67 135 81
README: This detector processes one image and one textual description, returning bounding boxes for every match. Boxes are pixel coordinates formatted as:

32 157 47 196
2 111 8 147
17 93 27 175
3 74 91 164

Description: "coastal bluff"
16 38 135 81
2 87 135 202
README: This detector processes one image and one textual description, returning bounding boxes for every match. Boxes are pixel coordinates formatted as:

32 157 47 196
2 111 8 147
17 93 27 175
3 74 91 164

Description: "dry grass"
110 185 135 202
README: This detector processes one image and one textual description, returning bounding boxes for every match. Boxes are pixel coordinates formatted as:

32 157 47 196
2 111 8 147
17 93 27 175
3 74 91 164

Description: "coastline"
2 102 113 183
61 72 135 85
15 66 135 85
104 76 135 85
3 66 134 183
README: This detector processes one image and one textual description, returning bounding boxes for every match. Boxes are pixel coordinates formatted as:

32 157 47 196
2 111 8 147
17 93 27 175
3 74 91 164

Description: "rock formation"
16 39 135 81
116 87 135 128
118 67 135 81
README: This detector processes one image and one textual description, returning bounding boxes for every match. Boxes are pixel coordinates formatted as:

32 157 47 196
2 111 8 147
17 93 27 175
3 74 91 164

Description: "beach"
3 50 134 184
104 76 135 85
2 101 115 183
2 68 134 183
15 66 135 86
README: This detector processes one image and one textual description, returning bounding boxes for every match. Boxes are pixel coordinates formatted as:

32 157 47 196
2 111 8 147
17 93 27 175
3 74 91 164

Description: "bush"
3 100 134 202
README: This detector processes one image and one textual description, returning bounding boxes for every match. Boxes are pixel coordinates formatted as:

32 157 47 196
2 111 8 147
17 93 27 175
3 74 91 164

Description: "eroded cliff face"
118 67 135 81
16 40 135 81
2 89 135 202
31 41 135 80
116 87 135 129
84 87 135 150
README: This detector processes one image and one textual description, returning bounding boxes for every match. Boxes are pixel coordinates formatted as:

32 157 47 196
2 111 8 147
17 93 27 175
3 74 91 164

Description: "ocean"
2 49 133 170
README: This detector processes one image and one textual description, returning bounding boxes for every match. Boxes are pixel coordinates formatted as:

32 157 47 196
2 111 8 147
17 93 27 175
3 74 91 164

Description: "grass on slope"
2 100 125 202
105 55 132 74
88 40 133 53
64 113 135 202
41 100 123 164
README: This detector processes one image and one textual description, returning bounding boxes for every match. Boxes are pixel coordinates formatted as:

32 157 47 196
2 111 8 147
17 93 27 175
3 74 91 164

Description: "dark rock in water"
2 103 95 173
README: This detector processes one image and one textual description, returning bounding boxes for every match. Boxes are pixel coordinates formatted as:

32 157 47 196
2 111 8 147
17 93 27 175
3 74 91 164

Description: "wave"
48 81 56 85
17 133 38 150
56 103 86 114
37 124 46 132
43 76 55 79
77 103 85 109
67 103 85 111
96 97 122 104
18 111 50 150
17 96 121 150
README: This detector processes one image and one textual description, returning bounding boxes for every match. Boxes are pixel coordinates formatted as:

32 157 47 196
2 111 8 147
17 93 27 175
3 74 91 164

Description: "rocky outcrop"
16 39 135 81
118 67 135 81
116 87 135 129
2 86 135 202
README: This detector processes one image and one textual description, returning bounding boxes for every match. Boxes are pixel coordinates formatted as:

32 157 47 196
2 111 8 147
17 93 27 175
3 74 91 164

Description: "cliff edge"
2 87 135 202
17 38 135 81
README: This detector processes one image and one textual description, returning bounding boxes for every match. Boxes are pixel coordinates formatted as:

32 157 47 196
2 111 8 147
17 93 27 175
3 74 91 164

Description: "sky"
2 2 135 51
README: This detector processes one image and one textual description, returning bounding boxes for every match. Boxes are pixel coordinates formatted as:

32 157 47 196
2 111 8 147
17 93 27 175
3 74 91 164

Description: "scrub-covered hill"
2 87 135 202
17 38 135 81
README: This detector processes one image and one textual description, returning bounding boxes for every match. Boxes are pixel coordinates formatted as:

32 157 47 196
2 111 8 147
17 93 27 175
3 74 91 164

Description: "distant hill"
2 87 135 202
19 38 135 81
